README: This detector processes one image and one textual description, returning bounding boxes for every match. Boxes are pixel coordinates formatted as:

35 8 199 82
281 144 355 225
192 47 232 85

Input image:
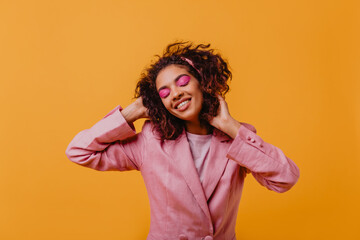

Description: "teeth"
177 100 189 109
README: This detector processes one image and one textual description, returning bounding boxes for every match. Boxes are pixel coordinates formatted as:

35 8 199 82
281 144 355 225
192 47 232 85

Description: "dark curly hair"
135 41 232 140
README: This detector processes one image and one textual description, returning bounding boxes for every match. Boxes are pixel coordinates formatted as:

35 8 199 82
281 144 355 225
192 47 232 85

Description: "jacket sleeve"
65 105 144 171
226 123 300 193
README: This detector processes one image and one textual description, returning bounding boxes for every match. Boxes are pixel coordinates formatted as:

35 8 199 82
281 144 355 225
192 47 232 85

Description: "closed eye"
158 74 190 98
159 88 170 98
176 75 190 87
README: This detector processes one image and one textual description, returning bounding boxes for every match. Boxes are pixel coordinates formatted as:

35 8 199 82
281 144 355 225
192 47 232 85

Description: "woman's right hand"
134 97 150 119
121 97 150 124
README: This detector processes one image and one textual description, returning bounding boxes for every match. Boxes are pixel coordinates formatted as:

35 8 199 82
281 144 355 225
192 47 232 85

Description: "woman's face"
155 64 203 123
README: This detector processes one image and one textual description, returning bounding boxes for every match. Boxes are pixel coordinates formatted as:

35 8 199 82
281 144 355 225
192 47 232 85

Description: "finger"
218 95 227 107
217 94 226 103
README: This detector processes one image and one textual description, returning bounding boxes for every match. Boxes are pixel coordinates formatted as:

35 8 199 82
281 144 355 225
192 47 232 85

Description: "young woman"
66 42 300 240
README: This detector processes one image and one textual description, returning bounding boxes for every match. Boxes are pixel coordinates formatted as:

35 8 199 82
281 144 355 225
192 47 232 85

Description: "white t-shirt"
185 131 212 183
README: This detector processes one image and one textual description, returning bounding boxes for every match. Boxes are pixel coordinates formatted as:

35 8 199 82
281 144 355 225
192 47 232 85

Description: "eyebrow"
158 74 189 92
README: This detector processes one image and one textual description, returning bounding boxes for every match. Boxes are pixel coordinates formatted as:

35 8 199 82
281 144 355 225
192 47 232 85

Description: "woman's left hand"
209 95 241 139
208 95 231 130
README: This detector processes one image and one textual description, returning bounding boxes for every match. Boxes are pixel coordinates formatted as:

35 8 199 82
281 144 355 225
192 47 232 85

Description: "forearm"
226 124 300 193
66 106 136 155
65 105 139 171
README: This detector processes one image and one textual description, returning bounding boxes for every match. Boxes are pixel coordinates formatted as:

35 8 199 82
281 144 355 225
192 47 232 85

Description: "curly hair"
135 41 232 140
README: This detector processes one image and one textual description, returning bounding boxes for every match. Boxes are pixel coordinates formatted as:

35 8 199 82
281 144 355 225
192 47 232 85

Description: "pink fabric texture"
65 105 300 240
186 131 212 183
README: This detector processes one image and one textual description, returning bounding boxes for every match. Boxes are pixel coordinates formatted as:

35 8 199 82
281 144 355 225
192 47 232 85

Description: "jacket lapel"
201 128 232 201
163 130 212 221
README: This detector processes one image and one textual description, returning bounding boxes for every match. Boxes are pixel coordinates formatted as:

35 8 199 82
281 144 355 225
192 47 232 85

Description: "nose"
172 87 184 100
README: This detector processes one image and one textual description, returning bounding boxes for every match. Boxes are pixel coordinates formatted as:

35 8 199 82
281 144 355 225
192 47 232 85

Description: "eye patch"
176 75 190 86
159 88 170 98
158 75 190 98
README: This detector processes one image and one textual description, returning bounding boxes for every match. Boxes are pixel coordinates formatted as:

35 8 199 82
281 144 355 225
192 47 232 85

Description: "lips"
174 98 191 109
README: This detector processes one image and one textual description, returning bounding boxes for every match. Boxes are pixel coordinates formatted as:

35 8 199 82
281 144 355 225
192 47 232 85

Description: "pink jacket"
65 106 300 240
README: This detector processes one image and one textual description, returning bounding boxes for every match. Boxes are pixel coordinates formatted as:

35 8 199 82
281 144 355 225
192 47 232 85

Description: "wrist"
121 104 141 124
221 117 241 139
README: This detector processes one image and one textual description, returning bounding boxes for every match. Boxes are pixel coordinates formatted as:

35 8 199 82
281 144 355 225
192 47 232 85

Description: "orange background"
1 0 359 239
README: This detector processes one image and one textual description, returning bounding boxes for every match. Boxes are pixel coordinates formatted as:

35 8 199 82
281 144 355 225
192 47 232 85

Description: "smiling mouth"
175 99 190 109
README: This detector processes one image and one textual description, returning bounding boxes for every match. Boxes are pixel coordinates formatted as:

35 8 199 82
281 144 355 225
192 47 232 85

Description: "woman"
65 41 300 240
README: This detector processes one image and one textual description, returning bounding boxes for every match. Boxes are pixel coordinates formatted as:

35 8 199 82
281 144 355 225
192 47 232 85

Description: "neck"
185 120 211 135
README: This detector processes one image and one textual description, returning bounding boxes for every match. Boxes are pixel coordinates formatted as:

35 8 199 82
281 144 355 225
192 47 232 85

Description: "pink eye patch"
158 75 190 98
176 75 190 86
159 88 170 98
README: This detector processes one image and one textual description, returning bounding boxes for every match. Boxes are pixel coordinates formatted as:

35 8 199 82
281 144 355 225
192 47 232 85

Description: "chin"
168 105 202 122
175 112 200 122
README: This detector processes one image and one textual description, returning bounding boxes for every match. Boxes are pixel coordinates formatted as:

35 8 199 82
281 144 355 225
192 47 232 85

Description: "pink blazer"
65 106 300 240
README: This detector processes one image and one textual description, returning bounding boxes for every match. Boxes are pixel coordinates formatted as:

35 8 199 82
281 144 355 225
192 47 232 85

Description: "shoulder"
140 120 162 140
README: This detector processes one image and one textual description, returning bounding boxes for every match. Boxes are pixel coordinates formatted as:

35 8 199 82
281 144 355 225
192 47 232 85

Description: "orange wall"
1 0 359 239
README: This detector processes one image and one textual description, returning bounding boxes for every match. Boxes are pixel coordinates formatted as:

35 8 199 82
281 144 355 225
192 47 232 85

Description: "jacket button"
251 138 256 143
203 236 213 240
179 234 188 240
